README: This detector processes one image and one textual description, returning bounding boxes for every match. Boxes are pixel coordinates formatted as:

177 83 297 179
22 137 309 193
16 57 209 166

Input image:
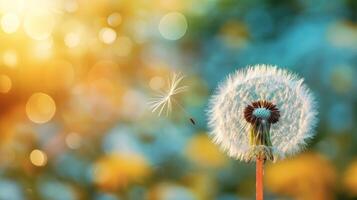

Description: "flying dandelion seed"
148 73 196 125
148 73 187 116
189 118 196 125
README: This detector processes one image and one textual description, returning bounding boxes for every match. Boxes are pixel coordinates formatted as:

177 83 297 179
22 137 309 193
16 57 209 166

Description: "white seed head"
207 64 318 162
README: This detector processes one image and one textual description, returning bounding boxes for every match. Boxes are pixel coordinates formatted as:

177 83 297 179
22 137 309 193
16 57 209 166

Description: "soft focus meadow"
0 0 356 200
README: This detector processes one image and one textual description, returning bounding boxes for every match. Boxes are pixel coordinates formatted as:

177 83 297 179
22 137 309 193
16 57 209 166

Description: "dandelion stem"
256 157 264 200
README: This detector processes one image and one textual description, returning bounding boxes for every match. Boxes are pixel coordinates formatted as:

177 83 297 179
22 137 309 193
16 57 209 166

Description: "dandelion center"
244 100 280 124
243 100 280 161
252 108 271 120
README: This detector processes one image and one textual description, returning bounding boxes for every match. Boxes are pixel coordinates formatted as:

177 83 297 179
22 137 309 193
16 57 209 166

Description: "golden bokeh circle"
2 49 18 67
107 12 122 27
30 149 47 167
26 93 56 124
1 13 20 33
99 27 117 44
24 13 54 40
0 74 12 93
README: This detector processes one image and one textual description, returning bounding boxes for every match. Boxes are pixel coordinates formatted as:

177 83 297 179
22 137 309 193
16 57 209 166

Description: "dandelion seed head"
207 64 318 162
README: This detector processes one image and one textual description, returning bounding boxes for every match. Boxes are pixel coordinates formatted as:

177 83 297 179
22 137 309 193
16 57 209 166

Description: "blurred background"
0 0 356 199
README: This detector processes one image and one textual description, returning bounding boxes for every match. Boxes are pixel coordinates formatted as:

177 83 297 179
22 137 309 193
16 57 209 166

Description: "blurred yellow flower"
185 134 227 168
327 21 357 48
93 154 151 191
147 182 197 200
183 173 216 200
265 152 336 200
343 160 357 196
219 21 249 48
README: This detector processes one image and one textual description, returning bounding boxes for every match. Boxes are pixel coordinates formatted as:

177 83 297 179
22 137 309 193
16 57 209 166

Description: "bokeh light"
65 132 82 149
64 32 81 48
107 12 122 27
0 74 12 93
158 12 187 40
114 36 132 57
99 27 117 44
63 0 78 13
33 38 53 59
24 12 55 40
149 76 165 91
26 93 56 124
30 149 48 167
1 13 20 33
0 0 24 13
2 49 18 67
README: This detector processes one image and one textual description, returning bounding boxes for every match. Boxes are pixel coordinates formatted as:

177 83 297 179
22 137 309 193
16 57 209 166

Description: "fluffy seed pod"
207 64 318 162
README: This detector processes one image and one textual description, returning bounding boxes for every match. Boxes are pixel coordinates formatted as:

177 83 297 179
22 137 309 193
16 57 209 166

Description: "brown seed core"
244 100 280 124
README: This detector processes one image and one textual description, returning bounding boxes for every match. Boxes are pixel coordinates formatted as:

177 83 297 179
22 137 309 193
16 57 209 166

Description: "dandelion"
148 73 195 125
207 64 318 200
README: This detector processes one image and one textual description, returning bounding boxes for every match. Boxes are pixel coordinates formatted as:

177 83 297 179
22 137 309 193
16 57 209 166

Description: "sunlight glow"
1 13 20 33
